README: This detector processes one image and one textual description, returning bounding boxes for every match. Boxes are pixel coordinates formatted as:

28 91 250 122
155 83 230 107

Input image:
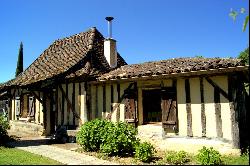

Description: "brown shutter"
161 87 178 133
15 97 20 116
124 88 138 127
28 96 35 117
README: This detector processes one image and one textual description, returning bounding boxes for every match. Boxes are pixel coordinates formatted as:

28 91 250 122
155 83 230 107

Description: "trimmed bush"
76 119 140 157
100 121 139 156
0 115 9 145
164 150 190 165
196 146 222 165
135 142 155 162
76 119 111 151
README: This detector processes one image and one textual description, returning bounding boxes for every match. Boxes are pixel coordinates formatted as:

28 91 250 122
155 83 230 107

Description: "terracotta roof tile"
7 27 126 86
98 57 248 81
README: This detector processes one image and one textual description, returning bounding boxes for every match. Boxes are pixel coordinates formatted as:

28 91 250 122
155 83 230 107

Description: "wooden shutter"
28 96 35 117
161 87 178 133
15 97 20 116
124 89 138 127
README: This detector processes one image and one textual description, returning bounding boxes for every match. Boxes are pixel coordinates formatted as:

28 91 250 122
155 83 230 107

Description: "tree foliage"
15 42 23 77
229 6 249 32
238 47 249 64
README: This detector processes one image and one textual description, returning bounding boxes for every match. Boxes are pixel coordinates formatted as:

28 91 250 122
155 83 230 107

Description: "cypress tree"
15 42 23 77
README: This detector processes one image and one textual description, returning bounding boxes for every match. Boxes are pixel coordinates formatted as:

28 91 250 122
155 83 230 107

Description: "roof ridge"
86 27 97 51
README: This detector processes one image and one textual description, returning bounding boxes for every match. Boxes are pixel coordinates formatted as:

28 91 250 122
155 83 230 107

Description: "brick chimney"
104 17 117 68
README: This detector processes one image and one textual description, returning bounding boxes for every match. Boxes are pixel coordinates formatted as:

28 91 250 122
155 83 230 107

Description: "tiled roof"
0 79 15 91
98 57 248 81
8 27 126 86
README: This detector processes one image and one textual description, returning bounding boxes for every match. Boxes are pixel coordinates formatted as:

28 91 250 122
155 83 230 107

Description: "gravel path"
6 134 118 165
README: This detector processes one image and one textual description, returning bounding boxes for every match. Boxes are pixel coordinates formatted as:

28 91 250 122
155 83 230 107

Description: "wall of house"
10 89 44 124
137 79 173 125
56 82 87 127
10 89 16 120
10 88 22 120
90 74 235 144
90 79 174 124
176 75 233 142
90 82 131 122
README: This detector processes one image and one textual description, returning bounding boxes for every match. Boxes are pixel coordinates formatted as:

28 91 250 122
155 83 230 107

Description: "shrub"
135 141 155 163
164 150 190 165
76 119 140 157
0 115 10 145
196 146 222 165
76 119 111 152
100 121 140 156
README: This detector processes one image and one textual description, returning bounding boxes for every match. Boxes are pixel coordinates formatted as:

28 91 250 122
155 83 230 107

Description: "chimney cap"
105 17 114 21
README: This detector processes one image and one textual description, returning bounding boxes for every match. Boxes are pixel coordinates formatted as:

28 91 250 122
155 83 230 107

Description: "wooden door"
124 89 138 127
142 89 162 123
161 87 178 133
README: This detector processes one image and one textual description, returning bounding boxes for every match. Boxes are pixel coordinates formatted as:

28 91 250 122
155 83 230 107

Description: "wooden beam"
55 86 58 126
205 77 229 100
185 79 193 137
95 85 98 118
58 84 81 121
66 83 69 126
103 84 106 113
199 77 206 137
30 91 43 104
228 74 240 148
61 85 65 125
214 87 223 138
72 83 75 126
116 83 120 122
106 83 134 120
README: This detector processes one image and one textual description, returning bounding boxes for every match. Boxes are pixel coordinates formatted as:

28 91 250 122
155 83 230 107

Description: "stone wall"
9 120 44 137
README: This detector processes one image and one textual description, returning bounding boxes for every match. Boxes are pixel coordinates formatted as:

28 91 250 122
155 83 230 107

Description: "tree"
229 7 249 32
15 42 23 77
238 46 249 64
195 55 204 58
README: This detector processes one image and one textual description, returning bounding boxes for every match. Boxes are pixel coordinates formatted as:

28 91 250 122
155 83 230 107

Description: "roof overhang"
89 66 249 85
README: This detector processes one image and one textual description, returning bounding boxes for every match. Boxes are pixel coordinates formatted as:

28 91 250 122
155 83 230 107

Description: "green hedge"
76 119 155 162
76 119 140 156
164 150 190 165
196 146 222 165
135 142 155 162
76 119 110 152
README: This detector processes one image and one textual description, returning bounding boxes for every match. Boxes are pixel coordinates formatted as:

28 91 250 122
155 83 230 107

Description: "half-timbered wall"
10 89 44 124
90 74 241 146
8 73 245 146
90 82 131 122
56 82 87 127
177 75 235 142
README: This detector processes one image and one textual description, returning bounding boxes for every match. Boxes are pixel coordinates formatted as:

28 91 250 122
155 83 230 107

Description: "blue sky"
0 0 249 83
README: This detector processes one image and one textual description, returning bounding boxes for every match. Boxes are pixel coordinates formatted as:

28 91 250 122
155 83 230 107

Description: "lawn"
0 146 62 165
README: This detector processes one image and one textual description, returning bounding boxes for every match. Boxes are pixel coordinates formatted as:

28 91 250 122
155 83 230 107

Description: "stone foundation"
9 120 44 137
137 123 163 139
137 124 240 155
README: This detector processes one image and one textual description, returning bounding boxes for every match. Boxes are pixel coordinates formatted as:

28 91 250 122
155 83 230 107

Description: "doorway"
142 89 162 124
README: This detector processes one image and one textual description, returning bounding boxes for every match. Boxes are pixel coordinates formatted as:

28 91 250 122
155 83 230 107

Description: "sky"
0 0 249 83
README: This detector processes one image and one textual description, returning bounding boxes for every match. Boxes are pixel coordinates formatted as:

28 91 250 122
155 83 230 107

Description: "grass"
0 146 63 165
221 153 249 165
